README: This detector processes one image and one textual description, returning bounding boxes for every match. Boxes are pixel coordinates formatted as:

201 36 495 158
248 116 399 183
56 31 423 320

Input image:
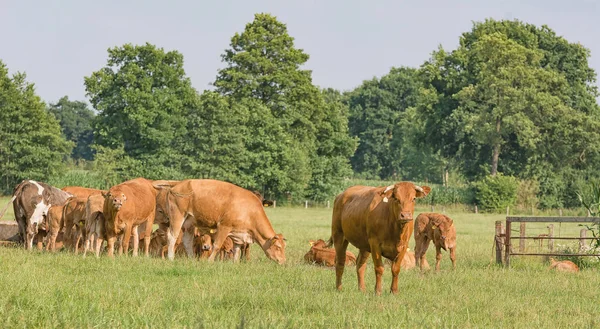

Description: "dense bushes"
473 174 518 212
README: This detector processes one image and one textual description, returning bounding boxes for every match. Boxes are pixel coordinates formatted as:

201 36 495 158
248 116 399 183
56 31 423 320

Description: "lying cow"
196 232 251 261
330 182 430 295
5 180 72 249
155 179 285 264
549 258 579 273
414 213 457 271
304 239 356 267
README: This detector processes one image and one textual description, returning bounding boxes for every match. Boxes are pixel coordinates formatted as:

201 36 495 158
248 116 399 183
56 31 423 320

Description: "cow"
549 258 580 273
45 204 65 251
103 177 158 257
154 179 286 264
304 239 356 267
83 193 106 258
60 187 105 247
330 182 430 295
1 180 73 250
196 230 251 261
414 213 457 271
62 197 89 253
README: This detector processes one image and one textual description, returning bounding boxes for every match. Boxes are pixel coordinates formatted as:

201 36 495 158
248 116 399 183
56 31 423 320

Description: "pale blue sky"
1 0 598 104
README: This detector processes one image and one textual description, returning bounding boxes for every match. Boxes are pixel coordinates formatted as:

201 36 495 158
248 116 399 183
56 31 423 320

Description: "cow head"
263 233 286 265
103 190 127 211
380 182 431 221
432 216 456 251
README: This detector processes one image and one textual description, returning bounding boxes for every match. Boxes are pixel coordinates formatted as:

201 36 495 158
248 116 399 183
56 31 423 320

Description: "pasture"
0 201 598 328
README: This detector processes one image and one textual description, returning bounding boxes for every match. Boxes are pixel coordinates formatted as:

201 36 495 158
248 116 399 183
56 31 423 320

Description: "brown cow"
1 180 73 250
304 239 356 267
414 213 457 271
330 182 430 295
61 186 104 199
45 204 65 251
196 231 251 261
83 193 106 258
62 197 89 253
103 177 158 257
154 179 285 264
549 258 580 273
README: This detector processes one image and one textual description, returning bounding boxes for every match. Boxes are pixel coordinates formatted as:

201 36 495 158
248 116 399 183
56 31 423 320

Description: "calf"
46 205 65 251
304 239 356 267
83 194 106 258
549 258 579 273
414 213 457 271
197 230 251 261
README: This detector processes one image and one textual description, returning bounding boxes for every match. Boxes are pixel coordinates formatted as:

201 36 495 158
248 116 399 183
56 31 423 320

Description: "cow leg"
47 229 59 252
435 246 442 271
415 238 431 271
244 244 250 261
107 234 117 257
370 245 385 296
182 227 195 258
449 247 456 270
95 235 104 258
143 212 155 257
390 245 410 295
83 233 92 258
121 224 133 256
232 245 242 263
333 237 349 291
131 224 140 257
355 250 370 292
207 228 232 262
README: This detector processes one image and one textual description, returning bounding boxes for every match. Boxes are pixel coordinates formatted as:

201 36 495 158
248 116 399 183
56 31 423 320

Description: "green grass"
0 206 599 328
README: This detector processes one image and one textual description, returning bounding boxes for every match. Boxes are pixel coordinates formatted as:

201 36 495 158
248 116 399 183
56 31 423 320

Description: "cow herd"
1 177 461 294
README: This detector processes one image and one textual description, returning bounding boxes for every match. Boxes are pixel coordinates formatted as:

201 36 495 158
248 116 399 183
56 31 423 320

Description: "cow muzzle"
399 212 413 221
202 245 211 251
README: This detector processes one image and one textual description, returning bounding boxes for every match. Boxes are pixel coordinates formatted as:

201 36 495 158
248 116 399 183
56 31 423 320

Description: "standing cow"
1 180 73 250
330 182 430 295
414 213 457 271
154 179 286 264
103 177 157 257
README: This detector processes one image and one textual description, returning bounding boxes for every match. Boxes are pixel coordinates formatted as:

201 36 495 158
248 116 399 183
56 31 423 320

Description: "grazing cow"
330 182 430 295
154 179 286 264
414 213 457 271
83 194 106 258
304 239 356 267
103 177 158 257
1 180 73 250
549 258 579 273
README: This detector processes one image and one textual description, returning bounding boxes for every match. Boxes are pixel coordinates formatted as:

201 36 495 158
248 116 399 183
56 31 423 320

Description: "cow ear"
416 185 431 198
380 185 394 203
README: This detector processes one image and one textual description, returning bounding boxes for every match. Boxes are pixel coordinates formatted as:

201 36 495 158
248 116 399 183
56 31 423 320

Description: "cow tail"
0 180 28 221
0 195 17 221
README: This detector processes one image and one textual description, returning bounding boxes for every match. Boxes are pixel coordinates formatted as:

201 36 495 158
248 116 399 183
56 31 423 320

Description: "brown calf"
304 239 356 267
414 213 457 271
549 258 579 273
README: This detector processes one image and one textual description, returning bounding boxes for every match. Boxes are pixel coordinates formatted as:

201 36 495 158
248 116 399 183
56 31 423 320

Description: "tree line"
1 15 599 208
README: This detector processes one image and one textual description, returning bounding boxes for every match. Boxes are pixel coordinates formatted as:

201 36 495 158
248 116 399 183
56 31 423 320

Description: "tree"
0 60 71 193
346 67 435 180
212 13 352 199
84 43 197 178
47 96 95 161
416 19 600 180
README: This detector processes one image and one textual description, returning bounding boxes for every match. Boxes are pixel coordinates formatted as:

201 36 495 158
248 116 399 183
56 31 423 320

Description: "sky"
1 0 598 104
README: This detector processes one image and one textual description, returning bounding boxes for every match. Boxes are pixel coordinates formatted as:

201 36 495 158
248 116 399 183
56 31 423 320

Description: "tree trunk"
491 117 501 176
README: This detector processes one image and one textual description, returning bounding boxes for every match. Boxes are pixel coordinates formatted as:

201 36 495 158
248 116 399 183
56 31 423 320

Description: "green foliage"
473 174 518 212
212 13 354 200
416 19 600 181
84 43 197 178
516 179 539 209
47 96 95 161
577 181 600 251
47 170 108 190
0 60 72 194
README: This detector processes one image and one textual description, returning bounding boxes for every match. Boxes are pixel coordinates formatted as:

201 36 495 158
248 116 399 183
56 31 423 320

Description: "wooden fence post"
327 201 330 208
475 204 478 214
559 209 563 217
579 229 587 252
506 206 510 216
305 201 308 209
519 222 526 253
495 221 503 265
504 219 511 267
548 224 554 252
273 200 276 208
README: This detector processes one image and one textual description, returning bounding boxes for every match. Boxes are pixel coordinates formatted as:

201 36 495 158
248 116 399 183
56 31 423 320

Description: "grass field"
0 200 599 328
